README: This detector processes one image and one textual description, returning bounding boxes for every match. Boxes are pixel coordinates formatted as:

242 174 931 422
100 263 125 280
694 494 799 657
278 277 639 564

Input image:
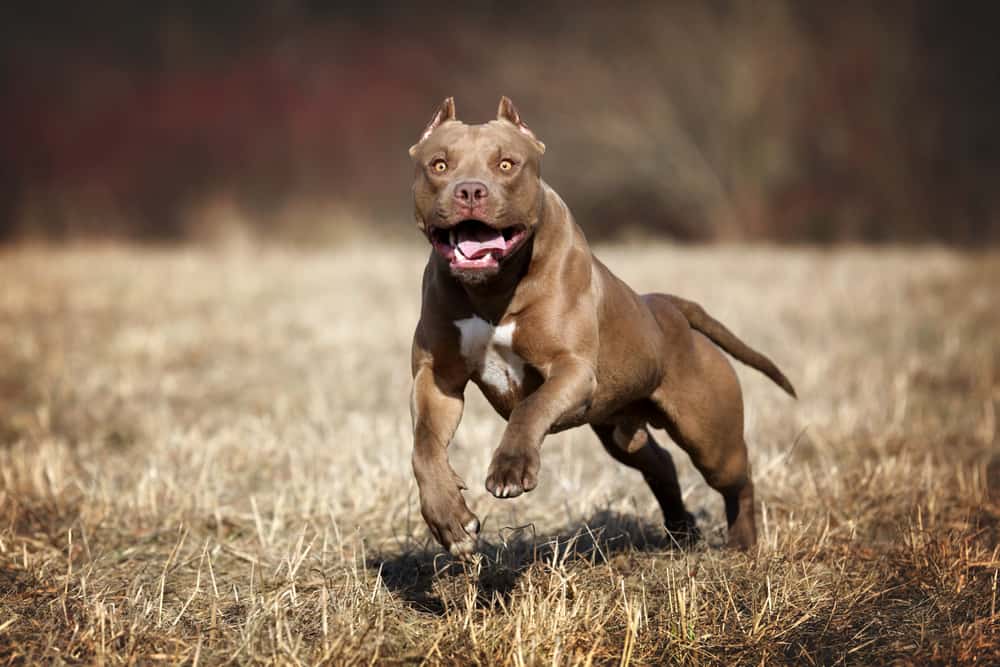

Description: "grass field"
1 243 997 665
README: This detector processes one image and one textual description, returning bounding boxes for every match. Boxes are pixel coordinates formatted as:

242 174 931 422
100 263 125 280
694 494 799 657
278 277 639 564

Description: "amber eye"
431 159 448 173
499 159 514 172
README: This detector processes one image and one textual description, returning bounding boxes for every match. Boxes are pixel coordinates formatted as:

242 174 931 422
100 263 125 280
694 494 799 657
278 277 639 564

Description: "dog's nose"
454 180 489 204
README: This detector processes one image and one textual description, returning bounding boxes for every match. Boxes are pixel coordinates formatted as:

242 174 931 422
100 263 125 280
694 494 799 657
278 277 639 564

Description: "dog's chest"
453 316 525 396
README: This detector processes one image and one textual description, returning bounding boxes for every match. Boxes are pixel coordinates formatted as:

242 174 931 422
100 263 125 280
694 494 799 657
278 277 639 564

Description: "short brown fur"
409 97 795 556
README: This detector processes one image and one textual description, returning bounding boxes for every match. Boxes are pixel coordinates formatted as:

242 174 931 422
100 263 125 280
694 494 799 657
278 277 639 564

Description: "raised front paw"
485 446 540 498
420 488 481 558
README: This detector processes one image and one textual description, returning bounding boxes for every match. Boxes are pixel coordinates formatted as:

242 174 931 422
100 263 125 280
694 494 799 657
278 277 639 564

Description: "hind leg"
592 423 699 543
653 333 757 550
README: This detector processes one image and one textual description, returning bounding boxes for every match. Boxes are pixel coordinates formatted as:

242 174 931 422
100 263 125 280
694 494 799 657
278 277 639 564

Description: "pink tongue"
456 227 505 259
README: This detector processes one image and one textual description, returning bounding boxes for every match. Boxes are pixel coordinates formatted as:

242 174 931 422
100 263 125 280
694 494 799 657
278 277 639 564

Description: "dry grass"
0 242 997 665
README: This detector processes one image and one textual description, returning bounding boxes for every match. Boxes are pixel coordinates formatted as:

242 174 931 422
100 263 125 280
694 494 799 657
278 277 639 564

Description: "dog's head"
409 96 546 283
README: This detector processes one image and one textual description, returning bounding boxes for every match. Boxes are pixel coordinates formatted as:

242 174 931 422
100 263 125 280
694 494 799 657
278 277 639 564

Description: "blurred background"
2 1 998 245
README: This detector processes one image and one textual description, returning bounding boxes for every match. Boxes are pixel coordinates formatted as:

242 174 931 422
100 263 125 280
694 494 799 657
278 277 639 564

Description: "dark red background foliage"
2 1 998 243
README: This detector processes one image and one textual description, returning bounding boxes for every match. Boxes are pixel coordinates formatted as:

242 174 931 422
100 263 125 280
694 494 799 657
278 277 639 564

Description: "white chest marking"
454 317 525 394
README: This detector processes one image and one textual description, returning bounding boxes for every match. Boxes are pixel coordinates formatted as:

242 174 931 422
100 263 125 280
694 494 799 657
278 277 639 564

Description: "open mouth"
430 219 528 271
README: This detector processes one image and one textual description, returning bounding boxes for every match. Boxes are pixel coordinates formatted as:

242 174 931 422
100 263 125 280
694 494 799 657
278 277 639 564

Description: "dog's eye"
499 159 514 172
431 159 448 173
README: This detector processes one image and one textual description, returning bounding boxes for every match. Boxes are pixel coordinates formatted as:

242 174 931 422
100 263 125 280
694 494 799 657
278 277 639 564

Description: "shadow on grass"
369 508 706 616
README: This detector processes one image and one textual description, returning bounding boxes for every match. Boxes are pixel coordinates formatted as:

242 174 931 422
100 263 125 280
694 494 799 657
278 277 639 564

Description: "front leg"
411 364 479 557
486 354 596 498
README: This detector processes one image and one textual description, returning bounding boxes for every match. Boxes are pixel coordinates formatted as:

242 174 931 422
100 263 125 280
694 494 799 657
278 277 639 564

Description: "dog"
408 97 795 556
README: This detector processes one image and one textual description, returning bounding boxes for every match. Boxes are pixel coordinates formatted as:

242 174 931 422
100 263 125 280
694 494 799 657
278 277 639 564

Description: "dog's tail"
665 295 797 398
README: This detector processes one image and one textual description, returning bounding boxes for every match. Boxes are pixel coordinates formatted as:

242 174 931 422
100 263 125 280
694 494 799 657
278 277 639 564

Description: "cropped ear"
496 96 545 154
409 97 457 156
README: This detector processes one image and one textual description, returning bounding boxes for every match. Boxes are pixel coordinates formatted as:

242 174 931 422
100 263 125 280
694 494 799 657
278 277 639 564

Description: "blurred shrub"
1 1 997 243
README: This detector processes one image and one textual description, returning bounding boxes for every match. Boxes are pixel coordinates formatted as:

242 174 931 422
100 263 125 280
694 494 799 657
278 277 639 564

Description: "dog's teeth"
449 229 456 247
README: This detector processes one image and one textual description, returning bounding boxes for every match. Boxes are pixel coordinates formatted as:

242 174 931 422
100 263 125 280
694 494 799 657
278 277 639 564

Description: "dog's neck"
456 235 534 324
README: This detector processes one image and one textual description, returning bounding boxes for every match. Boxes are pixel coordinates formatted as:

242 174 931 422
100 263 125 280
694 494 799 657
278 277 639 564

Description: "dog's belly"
452 309 662 427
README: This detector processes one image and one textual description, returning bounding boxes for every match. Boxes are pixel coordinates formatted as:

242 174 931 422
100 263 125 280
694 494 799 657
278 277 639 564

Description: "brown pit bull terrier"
409 97 796 556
